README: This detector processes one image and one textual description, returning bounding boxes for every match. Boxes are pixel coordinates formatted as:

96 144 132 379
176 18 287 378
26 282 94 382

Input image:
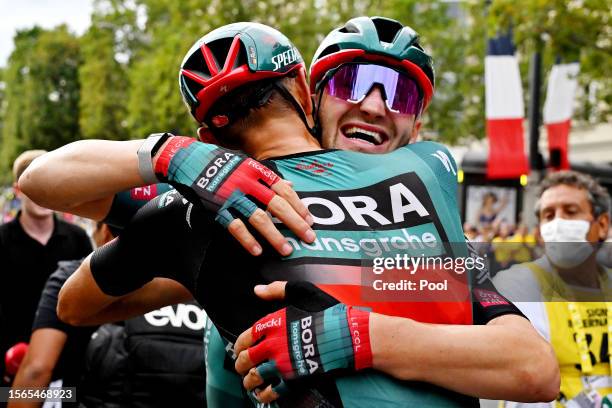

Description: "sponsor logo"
349 315 363 353
290 321 305 374
295 160 333 176
131 184 158 200
473 289 509 307
158 190 180 208
272 174 449 259
431 150 456 175
248 46 257 65
196 152 237 191
299 182 430 228
271 47 299 71
299 316 319 374
255 317 282 333
225 341 237 360
144 304 207 330
285 226 441 258
246 158 279 184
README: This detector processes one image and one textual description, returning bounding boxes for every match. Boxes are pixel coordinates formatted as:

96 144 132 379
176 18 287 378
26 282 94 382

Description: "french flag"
485 33 529 179
543 62 580 170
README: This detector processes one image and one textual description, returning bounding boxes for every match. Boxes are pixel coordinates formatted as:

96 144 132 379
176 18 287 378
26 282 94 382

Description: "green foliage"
78 0 140 140
489 0 611 123
0 26 81 182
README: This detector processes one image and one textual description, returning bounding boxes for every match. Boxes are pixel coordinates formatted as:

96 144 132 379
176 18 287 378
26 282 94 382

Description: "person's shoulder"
0 217 17 233
404 140 452 155
0 218 19 245
493 262 542 302
405 141 457 170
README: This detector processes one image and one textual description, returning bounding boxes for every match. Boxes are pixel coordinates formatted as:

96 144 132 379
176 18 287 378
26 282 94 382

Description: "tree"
79 0 140 140
1 26 81 181
126 0 212 138
489 0 611 123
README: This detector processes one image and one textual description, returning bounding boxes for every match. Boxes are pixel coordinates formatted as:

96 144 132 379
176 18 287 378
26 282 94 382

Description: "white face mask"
540 218 593 268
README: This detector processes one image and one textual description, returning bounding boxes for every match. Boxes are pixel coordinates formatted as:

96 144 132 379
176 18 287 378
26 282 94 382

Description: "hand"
153 135 315 256
234 282 372 404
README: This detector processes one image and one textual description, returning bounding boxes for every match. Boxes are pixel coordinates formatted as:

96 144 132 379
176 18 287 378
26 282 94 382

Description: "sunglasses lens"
391 74 422 115
325 64 422 115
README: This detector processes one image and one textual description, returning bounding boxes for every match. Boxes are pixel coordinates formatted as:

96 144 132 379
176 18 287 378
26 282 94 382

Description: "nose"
359 86 387 118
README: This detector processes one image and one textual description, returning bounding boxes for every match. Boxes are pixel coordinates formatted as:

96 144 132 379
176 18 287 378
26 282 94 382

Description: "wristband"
137 133 172 184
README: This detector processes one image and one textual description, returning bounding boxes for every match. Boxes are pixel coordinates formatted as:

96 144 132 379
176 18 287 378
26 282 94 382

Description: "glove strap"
137 133 172 184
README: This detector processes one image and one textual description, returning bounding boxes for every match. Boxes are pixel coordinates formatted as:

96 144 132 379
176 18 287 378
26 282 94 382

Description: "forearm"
70 278 193 326
58 256 192 326
19 139 145 219
370 314 559 402
8 365 50 408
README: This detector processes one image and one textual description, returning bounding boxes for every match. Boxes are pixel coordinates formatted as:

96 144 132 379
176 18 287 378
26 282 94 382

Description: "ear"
293 67 313 116
101 224 115 244
197 127 219 144
596 212 610 241
410 120 422 143
12 181 21 197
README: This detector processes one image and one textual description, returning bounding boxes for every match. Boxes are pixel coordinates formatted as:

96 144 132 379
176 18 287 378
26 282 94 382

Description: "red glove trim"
154 136 196 177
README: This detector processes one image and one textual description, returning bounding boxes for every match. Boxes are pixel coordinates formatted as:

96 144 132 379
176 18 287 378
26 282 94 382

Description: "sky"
0 0 94 66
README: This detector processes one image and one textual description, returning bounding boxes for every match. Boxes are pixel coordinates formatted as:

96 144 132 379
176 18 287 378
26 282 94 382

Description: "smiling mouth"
342 126 387 146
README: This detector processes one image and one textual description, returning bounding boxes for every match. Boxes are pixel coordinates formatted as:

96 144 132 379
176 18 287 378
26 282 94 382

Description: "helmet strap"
310 87 326 140
272 82 317 137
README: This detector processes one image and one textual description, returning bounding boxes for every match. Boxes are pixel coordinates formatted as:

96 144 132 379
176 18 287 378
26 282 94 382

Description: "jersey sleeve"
466 240 527 325
91 190 213 296
103 183 173 229
32 260 82 333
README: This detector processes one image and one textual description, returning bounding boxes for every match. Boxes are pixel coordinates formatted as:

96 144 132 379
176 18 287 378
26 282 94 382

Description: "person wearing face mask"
494 170 612 407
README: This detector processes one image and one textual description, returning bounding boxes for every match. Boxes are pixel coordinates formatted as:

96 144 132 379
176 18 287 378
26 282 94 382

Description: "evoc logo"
144 304 207 331
291 173 438 231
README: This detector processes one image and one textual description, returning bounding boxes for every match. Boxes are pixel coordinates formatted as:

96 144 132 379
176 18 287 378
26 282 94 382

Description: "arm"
20 136 315 255
58 255 192 326
58 192 205 326
7 329 66 408
371 313 558 402
19 140 143 220
235 282 559 404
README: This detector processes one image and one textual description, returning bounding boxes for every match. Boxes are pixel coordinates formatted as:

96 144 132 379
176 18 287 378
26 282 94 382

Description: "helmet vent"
183 48 212 79
182 75 204 102
208 37 248 71
338 24 359 34
317 44 341 60
373 18 403 44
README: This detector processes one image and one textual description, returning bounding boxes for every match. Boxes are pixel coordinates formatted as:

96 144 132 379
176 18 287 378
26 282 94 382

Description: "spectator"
0 151 92 385
476 191 509 230
508 222 537 265
495 170 612 406
492 222 515 271
463 222 479 241
9 223 206 408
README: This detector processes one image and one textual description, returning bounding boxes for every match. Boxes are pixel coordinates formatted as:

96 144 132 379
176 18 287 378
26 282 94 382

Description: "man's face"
538 184 609 243
317 86 420 153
